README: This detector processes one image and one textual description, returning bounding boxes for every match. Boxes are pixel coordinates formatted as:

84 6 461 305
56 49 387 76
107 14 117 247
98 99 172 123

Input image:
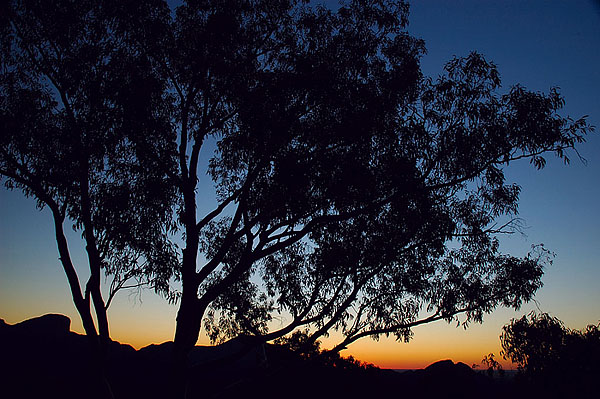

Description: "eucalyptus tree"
1 0 177 347
501 312 599 395
120 0 592 369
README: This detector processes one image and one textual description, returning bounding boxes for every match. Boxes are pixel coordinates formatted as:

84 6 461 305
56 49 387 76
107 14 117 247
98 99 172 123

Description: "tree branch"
195 197 246 285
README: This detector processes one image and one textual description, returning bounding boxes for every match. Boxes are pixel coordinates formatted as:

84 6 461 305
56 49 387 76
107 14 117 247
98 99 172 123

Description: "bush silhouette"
501 312 600 396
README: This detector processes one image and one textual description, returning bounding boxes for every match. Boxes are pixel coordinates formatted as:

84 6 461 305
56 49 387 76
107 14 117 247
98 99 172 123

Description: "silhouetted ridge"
425 359 477 378
2 314 585 399
0 314 137 399
11 313 71 336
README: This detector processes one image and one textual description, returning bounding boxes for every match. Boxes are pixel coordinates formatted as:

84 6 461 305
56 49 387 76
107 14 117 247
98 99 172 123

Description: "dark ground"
0 314 590 399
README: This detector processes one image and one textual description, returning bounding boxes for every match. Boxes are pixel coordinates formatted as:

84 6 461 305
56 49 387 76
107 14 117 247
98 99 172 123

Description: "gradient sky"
1 0 599 370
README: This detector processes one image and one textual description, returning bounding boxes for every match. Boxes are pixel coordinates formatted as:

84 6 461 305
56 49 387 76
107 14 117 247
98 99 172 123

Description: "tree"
480 353 504 377
501 312 600 395
118 0 591 365
1 0 177 396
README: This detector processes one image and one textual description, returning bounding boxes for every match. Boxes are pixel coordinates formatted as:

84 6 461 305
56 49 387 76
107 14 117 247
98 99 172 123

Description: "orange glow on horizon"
320 318 518 370
3 289 573 371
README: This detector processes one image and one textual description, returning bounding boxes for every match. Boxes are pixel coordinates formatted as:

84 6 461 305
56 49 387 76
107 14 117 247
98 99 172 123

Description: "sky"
1 0 599 370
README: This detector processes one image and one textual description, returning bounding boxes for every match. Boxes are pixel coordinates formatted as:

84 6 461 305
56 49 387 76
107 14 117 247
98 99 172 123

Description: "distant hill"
0 314 531 399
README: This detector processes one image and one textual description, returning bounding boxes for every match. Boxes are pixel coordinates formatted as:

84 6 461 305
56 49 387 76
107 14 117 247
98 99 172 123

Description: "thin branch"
178 101 191 181
425 145 571 192
328 289 514 354
327 311 444 354
451 217 522 238
105 279 147 310
195 197 246 285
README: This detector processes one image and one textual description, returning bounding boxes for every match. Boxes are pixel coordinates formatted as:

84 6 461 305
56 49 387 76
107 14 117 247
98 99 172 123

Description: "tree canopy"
135 0 590 357
1 0 593 385
1 0 178 341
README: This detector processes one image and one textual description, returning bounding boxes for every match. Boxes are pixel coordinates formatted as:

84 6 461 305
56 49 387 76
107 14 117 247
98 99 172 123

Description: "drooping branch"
327 287 519 354
327 311 445 354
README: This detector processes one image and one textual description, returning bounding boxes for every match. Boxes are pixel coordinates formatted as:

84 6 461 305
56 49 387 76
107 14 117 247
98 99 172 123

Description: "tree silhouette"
1 1 177 396
480 353 504 377
124 0 591 361
1 0 594 396
501 312 600 395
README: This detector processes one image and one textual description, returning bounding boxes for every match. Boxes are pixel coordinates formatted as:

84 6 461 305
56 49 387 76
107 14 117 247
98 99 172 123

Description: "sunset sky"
1 0 599 370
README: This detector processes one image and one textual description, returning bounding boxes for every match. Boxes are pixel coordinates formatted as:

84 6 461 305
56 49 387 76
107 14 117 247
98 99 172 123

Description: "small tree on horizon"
500 312 600 395
480 353 504 377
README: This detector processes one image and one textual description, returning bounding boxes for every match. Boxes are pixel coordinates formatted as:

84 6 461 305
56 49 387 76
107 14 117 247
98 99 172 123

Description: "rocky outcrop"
0 314 516 399
9 313 71 336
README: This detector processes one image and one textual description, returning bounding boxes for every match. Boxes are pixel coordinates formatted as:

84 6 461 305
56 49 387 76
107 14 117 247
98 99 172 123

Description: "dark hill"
0 314 139 399
1 314 515 399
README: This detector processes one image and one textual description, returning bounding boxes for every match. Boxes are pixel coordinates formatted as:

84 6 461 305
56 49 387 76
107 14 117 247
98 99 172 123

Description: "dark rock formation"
11 313 71 336
0 314 523 399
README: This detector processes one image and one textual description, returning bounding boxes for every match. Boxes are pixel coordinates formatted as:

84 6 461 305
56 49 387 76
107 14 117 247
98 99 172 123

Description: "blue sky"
1 0 599 368
406 0 600 325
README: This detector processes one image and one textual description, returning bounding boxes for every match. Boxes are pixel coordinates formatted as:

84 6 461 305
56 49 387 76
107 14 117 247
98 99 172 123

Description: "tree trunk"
51 208 114 399
172 149 204 396
89 272 110 338
174 178 202 355
174 293 203 356
77 158 110 339
172 236 205 397
52 208 98 338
